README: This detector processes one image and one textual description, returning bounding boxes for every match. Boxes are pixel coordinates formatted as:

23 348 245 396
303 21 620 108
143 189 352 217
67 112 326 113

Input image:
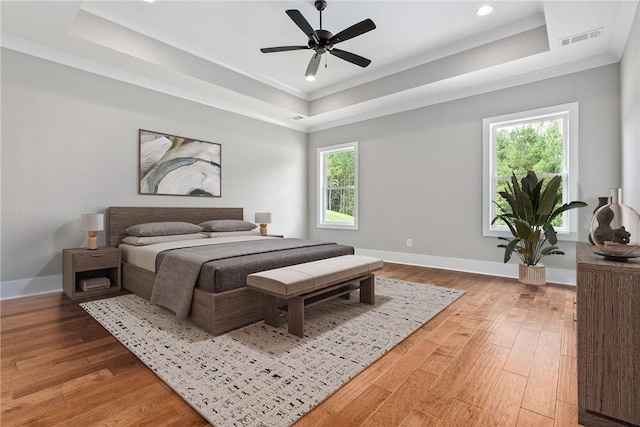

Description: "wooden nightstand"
63 247 121 300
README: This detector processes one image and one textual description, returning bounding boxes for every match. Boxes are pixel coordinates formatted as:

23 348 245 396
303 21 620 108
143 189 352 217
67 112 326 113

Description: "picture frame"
139 129 221 197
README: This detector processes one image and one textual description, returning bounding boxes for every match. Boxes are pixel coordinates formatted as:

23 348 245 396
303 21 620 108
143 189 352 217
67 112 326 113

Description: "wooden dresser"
576 242 640 426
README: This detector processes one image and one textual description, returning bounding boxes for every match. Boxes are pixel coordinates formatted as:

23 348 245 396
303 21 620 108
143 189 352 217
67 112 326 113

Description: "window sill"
317 223 359 231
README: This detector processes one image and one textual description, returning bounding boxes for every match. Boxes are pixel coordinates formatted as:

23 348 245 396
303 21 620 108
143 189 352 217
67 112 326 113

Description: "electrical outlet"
406 238 412 248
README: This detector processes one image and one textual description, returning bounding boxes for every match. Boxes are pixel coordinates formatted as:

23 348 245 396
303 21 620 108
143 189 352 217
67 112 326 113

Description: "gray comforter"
150 238 354 319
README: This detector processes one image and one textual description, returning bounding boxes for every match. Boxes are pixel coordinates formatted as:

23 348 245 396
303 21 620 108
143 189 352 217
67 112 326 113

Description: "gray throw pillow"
125 221 204 237
199 219 257 232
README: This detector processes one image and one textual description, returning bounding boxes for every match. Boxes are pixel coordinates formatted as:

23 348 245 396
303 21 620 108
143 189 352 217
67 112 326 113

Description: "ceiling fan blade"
329 19 376 45
260 46 310 53
330 48 371 67
286 9 319 44
305 53 322 79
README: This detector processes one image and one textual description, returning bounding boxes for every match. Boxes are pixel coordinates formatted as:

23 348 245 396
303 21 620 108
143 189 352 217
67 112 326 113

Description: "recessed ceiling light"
144 0 156 3
305 75 316 82
476 4 493 16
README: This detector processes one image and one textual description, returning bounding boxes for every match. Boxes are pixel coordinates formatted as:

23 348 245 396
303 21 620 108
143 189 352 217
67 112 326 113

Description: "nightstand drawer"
74 251 120 271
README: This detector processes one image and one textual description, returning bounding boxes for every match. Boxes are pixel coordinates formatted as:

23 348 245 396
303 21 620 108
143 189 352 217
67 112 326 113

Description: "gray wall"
621 6 640 211
308 64 621 282
0 44 628 293
1 49 307 288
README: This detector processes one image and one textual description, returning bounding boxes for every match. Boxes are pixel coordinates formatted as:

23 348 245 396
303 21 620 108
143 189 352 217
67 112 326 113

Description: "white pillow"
202 230 261 238
121 233 206 246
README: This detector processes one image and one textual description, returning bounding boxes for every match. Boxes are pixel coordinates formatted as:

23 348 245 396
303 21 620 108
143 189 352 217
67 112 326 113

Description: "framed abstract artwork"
139 129 221 197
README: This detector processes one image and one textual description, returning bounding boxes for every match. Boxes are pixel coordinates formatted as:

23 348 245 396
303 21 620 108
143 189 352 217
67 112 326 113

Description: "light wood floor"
1 263 583 426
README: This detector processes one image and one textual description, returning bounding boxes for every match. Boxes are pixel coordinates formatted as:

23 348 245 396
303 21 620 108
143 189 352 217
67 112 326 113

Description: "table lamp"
255 212 271 236
81 213 104 250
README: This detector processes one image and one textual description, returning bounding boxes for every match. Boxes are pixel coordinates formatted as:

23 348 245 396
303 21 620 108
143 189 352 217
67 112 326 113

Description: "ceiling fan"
260 0 376 80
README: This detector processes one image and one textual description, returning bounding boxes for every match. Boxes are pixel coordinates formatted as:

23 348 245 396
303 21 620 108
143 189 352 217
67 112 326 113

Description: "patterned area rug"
81 277 464 427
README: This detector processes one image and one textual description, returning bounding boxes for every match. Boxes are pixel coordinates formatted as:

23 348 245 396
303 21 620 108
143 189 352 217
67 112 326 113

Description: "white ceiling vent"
559 27 603 47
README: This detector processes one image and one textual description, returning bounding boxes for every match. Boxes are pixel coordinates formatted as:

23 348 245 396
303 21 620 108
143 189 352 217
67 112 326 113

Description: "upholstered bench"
246 255 384 337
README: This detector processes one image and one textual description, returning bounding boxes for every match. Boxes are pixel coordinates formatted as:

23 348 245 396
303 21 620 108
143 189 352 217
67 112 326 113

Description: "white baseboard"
355 248 577 286
0 274 63 300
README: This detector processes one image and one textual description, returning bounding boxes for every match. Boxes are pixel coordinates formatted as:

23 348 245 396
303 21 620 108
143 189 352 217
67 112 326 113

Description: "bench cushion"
246 255 383 298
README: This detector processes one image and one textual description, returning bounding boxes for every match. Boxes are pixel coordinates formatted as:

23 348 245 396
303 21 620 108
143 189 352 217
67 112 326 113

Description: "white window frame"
482 102 580 241
317 141 359 230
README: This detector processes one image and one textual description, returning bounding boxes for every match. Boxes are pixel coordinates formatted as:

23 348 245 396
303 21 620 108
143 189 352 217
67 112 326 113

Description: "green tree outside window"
494 118 565 227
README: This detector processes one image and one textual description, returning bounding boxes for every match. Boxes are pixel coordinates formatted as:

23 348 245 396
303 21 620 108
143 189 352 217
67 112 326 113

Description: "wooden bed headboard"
107 206 244 247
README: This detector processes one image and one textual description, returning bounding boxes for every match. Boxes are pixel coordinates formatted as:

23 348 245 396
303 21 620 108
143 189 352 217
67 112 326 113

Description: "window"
318 141 358 230
482 102 579 240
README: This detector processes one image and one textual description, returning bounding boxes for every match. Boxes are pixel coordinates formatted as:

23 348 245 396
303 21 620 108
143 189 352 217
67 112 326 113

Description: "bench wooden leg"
288 296 304 337
360 274 375 305
263 295 279 328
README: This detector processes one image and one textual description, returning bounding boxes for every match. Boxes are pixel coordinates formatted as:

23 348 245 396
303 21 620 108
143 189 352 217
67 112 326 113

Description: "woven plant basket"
519 264 546 285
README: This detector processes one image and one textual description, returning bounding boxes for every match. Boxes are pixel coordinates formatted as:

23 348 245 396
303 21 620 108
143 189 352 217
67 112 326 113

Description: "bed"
107 206 354 334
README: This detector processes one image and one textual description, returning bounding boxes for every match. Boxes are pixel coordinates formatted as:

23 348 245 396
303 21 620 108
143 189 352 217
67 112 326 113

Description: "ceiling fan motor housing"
309 29 334 54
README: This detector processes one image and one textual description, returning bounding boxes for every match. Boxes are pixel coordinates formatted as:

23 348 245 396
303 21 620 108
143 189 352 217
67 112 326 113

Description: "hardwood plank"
473 370 528 427
521 295 548 332
0 393 67 426
541 295 566 334
82 382 195 426
57 383 174 426
399 409 439 426
456 344 510 409
321 350 401 413
436 399 482 427
521 330 562 418
373 339 438 392
557 355 578 405
293 406 334 427
14 336 116 369
448 302 480 324
503 328 540 377
415 330 494 418
516 408 554 427
435 323 478 357
2 369 113 413
554 400 580 427
33 368 161 425
317 384 390 427
362 369 437 426
10 352 139 399
424 320 463 346
493 321 523 348
560 324 577 358
421 349 454 376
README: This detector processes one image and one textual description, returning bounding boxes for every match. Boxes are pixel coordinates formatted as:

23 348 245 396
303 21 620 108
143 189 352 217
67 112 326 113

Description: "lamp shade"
255 212 271 224
81 213 104 231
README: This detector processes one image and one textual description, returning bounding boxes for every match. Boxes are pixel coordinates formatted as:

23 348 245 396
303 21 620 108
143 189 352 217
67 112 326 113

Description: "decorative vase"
588 196 610 245
519 264 546 285
589 188 640 261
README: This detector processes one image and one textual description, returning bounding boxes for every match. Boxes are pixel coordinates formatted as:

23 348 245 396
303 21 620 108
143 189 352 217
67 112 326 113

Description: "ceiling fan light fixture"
476 4 493 16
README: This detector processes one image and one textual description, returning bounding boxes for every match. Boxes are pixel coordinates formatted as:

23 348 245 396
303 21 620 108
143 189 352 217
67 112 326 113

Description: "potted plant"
492 171 587 285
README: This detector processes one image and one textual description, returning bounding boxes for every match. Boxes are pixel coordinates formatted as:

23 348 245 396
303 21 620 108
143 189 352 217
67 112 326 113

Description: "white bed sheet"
119 235 279 272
